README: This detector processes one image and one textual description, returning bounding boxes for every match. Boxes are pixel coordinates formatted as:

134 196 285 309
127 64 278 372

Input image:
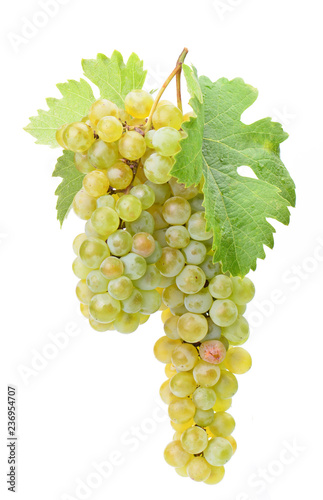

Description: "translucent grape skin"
224 347 252 374
156 247 185 277
204 437 233 466
164 440 191 468
125 89 154 119
152 127 182 156
181 426 208 454
154 337 182 364
118 131 146 161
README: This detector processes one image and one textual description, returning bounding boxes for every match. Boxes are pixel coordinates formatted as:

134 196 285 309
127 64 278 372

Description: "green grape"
88 140 119 169
72 257 92 279
160 380 177 405
133 264 161 290
83 170 109 198
106 161 133 190
184 289 213 314
130 184 155 210
229 276 255 304
220 336 229 351
121 289 143 313
221 315 249 344
125 211 155 235
96 194 116 209
164 315 180 339
118 131 146 161
171 419 195 432
100 256 124 280
175 466 189 478
200 256 222 280
213 397 232 412
156 247 185 277
152 127 181 156
189 194 205 212
153 229 168 247
79 238 110 269
192 387 217 411
124 89 154 119
145 180 171 204
140 289 162 314
204 465 225 485
86 270 109 293
56 123 68 147
148 204 169 230
193 360 221 387
164 440 191 468
181 427 208 454
73 233 87 255
80 303 90 318
97 116 123 142
118 108 132 123
169 372 197 397
140 148 155 166
199 340 227 365
187 457 211 482
213 370 238 399
145 241 162 264
162 284 185 309
144 153 173 184
91 207 120 237
116 195 142 222
182 241 207 265
170 304 188 316
209 299 238 327
237 304 247 315
224 347 252 374
165 226 190 249
89 317 114 332
132 232 155 257
187 211 213 241
165 363 177 379
153 336 182 363
168 398 196 424
108 276 133 300
89 292 121 323
202 317 222 341
76 280 95 304
177 313 208 343
114 311 140 333
204 437 233 466
209 275 233 299
63 122 94 152
85 220 106 239
168 178 199 200
107 230 133 256
225 435 237 454
176 265 206 294
89 99 119 126
152 104 183 130
73 189 97 220
194 408 215 427
74 153 94 174
120 253 147 280
209 412 235 437
162 196 191 225
145 129 155 148
139 314 149 325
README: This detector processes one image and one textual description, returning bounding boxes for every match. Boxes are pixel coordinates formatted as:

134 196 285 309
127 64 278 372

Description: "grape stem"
144 47 188 133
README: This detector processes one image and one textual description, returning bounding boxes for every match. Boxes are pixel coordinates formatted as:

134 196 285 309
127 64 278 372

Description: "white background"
1 1 322 499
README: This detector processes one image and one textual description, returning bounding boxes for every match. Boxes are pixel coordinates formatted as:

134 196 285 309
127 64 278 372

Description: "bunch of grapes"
56 87 255 482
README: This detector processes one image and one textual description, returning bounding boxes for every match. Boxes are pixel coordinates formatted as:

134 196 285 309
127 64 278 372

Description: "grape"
168 178 199 200
169 372 197 398
152 127 181 156
153 229 168 247
100 256 124 279
56 123 68 147
164 441 191 468
193 361 221 387
144 153 173 184
177 313 208 343
187 211 213 241
91 207 120 237
73 189 97 220
83 170 109 198
225 435 237 454
229 276 255 304
187 457 211 482
194 408 215 427
88 140 119 169
175 466 189 478
97 116 123 142
237 304 247 315
213 370 238 399
145 129 156 148
168 398 196 424
140 289 162 314
209 299 238 327
224 347 252 374
204 437 233 466
80 303 90 318
152 104 183 130
125 89 154 119
74 153 94 174
89 99 119 126
221 315 249 345
171 343 198 371
213 397 232 412
118 131 146 161
184 289 213 314
162 196 191 225
202 318 222 341
107 230 133 256
106 161 133 190
162 284 185 309
189 194 205 212
182 241 207 265
171 419 195 432
192 387 217 410
86 270 109 293
160 380 177 404
165 363 177 379
89 317 114 332
200 256 221 280
120 253 147 280
130 184 155 209
89 293 121 323
153 336 182 363
132 232 155 257
116 195 142 222
165 226 190 249
148 204 169 230
145 180 171 204
204 465 225 485
209 275 233 299
125 211 155 235
156 247 185 277
133 264 161 290
121 289 143 314
72 257 92 279
176 265 206 294
209 412 235 437
108 276 133 300
181 427 208 454
96 194 116 209
63 122 94 152
79 238 110 269
170 305 188 316
73 233 87 255
114 311 140 333
76 280 95 304
145 241 163 264
199 340 227 365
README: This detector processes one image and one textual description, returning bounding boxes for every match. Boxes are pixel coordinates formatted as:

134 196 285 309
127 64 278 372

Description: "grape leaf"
172 65 295 276
52 150 84 226
82 51 146 108
24 79 95 148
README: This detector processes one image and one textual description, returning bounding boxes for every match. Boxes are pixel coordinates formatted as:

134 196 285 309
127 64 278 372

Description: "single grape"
209 299 238 327
145 240 163 264
177 313 208 343
89 99 119 126
213 370 238 399
209 275 233 299
153 228 168 247
79 238 110 269
108 276 133 300
97 116 123 142
209 412 235 437
116 195 142 222
164 315 180 339
118 131 146 161
153 336 182 363
213 397 232 412
63 122 94 152
162 196 191 225
130 184 155 210
165 363 177 379
229 276 255 304
96 194 116 209
91 207 120 237
156 247 185 277
107 230 132 256
89 317 114 332
193 360 221 387
76 280 95 305
204 437 233 466
225 435 237 454
165 226 190 249
168 398 196 424
125 89 154 119
171 343 198 371
187 211 213 241
145 129 156 148
182 241 207 265
125 211 155 235
100 256 124 279
121 289 143 314
74 153 94 174
194 408 215 427
189 194 205 212
56 123 68 148
221 315 249 344
80 303 90 318
200 256 222 280
187 457 211 482
72 257 92 279
176 265 206 294
140 289 162 314
114 311 140 333
144 153 174 184
86 270 109 293
120 253 147 280
152 127 181 156
224 347 252 374
164 441 191 468
106 161 133 190
204 465 225 485
181 427 208 455
162 284 185 309
170 372 197 398
199 340 227 364
145 180 171 204
152 104 183 130
89 292 121 323
160 379 177 404
83 170 109 198
73 233 87 255
192 387 217 411
184 289 213 314
88 140 119 169
201 317 222 342
171 419 195 432
147 204 169 230
73 189 97 220
132 232 155 257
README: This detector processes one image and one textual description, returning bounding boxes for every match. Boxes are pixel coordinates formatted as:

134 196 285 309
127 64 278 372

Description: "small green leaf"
52 150 84 226
24 79 95 148
82 51 147 108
